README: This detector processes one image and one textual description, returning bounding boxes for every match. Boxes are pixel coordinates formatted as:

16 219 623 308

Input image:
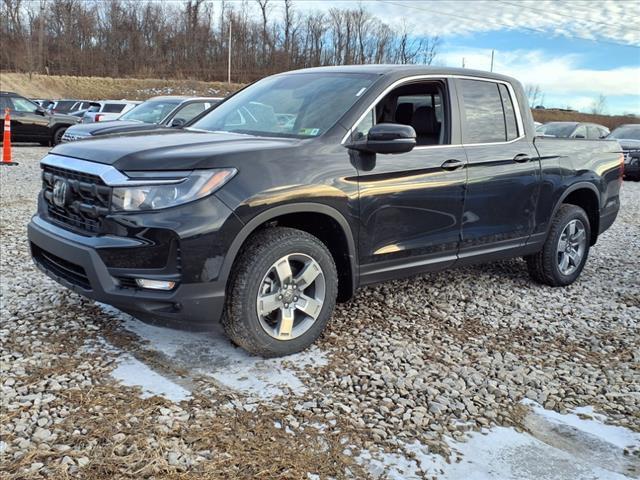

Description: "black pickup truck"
28 66 623 357
1 91 80 145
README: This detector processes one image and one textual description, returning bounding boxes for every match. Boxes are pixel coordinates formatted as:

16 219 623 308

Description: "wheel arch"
554 182 600 245
220 203 358 302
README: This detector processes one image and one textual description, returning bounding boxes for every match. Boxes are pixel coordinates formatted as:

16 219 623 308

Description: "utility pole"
38 0 45 73
462 57 465 68
490 50 494 72
227 19 232 84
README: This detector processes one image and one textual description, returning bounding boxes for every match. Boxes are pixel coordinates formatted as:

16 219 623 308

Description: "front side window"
120 100 181 124
352 108 375 141
190 72 377 138
459 79 507 144
172 102 211 123
351 80 448 146
10 97 38 113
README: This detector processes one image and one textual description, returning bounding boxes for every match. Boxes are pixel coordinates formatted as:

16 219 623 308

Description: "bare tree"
0 0 440 83
590 94 607 115
525 84 544 108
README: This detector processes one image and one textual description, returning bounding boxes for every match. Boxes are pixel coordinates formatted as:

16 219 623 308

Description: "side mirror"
36 107 46 116
574 134 585 139
171 118 186 128
347 123 416 154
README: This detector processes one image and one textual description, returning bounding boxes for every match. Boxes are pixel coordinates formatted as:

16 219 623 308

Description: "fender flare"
549 181 601 242
218 202 358 292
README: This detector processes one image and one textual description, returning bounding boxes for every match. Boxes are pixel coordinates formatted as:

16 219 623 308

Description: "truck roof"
285 64 518 84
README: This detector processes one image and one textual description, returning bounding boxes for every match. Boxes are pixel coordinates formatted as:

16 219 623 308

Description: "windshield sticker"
299 128 320 136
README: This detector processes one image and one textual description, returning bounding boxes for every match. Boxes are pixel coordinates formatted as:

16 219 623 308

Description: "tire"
52 127 66 145
222 227 338 357
525 204 591 287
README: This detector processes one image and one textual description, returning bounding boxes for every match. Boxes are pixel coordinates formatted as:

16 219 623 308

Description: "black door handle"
513 153 530 163
441 159 465 171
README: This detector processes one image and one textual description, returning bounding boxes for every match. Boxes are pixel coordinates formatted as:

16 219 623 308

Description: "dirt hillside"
0 72 243 100
532 109 639 130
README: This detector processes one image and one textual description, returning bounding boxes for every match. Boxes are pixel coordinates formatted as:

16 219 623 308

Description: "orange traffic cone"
2 108 18 166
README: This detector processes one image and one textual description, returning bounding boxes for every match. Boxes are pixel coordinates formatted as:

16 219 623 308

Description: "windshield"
608 125 640 140
120 99 182 124
538 123 577 137
190 72 377 138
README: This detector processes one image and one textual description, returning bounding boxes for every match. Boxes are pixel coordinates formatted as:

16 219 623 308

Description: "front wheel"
52 127 66 145
223 227 338 357
525 204 591 286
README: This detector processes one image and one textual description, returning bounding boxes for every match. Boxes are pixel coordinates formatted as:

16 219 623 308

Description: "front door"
455 78 541 259
351 79 468 283
8 96 50 140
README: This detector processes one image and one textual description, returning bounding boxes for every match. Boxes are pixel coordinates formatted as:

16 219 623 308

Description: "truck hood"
65 120 163 137
617 139 640 150
50 129 302 171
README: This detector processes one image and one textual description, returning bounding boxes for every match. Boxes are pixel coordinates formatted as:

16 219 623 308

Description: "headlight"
111 168 236 211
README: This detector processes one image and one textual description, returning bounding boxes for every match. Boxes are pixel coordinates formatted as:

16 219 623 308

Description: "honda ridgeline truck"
28 66 623 357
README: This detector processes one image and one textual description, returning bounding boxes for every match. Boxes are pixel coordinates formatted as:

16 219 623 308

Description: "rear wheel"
526 204 590 286
223 227 338 357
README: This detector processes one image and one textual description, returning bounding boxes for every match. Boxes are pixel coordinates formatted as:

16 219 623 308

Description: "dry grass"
0 72 243 101
532 109 639 130
1 302 368 480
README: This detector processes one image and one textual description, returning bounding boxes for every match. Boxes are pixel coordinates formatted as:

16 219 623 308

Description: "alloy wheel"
556 219 587 276
256 253 326 340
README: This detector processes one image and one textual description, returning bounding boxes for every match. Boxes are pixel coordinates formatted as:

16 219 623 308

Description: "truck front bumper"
28 216 226 329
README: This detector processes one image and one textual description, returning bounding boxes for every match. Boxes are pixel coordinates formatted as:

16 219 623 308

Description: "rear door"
456 78 541 259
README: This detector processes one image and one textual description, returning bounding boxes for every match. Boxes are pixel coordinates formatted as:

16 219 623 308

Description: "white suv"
82 100 140 123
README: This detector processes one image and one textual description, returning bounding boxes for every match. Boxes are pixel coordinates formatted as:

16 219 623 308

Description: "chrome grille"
42 165 111 234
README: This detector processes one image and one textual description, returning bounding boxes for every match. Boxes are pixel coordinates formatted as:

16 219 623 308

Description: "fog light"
135 279 176 290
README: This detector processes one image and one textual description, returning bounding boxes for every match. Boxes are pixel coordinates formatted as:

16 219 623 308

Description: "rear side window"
103 103 126 113
573 125 587 138
459 79 510 144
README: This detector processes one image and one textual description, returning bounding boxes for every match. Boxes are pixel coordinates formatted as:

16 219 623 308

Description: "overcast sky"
249 0 640 115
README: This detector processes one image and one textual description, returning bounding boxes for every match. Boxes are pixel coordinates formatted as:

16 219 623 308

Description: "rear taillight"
95 114 104 122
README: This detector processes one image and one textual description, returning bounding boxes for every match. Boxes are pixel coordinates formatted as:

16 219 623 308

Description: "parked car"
48 99 93 115
28 66 622 357
608 124 640 180
1 91 80 145
81 100 140 123
537 121 609 139
61 96 222 142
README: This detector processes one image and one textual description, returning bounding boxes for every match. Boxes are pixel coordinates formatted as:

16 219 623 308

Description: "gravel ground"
1 146 639 479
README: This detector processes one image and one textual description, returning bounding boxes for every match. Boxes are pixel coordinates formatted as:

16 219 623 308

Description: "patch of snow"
358 448 421 480
522 399 639 450
98 304 328 400
111 354 191 403
358 403 639 480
